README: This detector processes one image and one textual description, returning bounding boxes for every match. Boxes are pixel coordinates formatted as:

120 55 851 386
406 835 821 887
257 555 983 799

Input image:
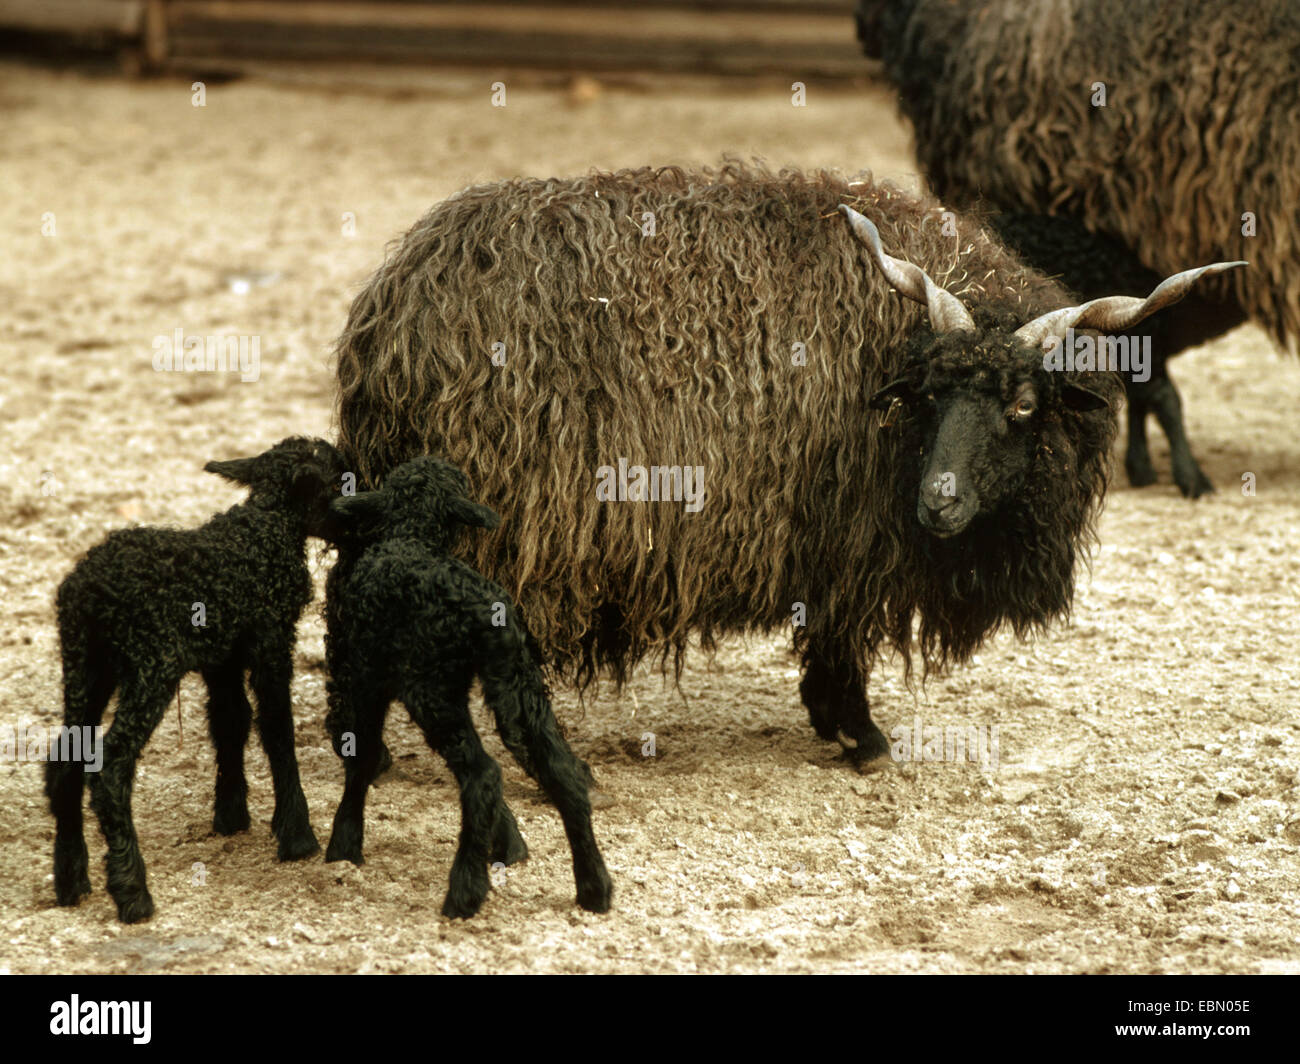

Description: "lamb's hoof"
212 805 250 836
54 874 92 907
837 724 894 773
442 883 488 920
324 836 364 866
576 870 613 914
491 826 529 866
114 890 155 925
277 831 321 862
587 786 617 811
1175 468 1214 499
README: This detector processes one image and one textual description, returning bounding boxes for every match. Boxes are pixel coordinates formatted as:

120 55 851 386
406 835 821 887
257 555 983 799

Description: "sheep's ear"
329 491 387 529
1061 382 1110 412
204 456 259 485
449 497 501 530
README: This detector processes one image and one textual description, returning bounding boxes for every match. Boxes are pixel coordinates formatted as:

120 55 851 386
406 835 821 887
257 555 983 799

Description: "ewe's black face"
873 337 1107 538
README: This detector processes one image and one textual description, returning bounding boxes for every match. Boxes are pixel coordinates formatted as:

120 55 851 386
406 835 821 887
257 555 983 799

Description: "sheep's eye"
1011 399 1036 419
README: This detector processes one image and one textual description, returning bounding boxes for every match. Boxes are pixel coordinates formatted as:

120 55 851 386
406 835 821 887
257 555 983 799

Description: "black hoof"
442 877 489 919
577 869 614 913
277 830 321 862
114 890 155 925
324 835 364 866
837 720 894 771
212 804 250 836
1175 468 1214 499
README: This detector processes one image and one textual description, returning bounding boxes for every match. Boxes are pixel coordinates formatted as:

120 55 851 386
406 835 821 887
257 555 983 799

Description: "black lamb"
322 455 612 918
46 436 348 923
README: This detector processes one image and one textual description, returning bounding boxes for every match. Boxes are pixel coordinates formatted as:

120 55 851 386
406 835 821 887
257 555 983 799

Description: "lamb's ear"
449 497 501 530
329 491 387 529
204 456 260 485
1061 381 1110 412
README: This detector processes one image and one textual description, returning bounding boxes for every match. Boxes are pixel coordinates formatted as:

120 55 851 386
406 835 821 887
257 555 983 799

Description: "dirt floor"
2 61 1298 975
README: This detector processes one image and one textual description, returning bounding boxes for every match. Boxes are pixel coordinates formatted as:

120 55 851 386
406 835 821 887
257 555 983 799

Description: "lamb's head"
328 455 499 552
204 436 349 537
840 205 1246 537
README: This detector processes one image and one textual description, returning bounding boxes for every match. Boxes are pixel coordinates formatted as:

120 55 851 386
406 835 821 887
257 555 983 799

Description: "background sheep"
856 0 1295 495
46 437 346 923
333 163 1236 769
323 456 612 917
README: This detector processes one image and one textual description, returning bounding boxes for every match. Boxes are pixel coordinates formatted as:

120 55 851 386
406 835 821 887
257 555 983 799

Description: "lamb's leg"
490 800 529 866
484 670 611 913
248 648 318 860
324 691 388 865
202 664 252 835
1149 371 1214 498
408 687 501 919
88 670 176 923
47 628 113 906
799 646 891 769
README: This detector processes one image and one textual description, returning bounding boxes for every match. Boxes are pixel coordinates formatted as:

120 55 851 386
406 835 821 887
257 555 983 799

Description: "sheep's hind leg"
249 649 319 860
203 664 252 835
485 673 612 913
89 670 177 923
48 629 114 906
490 801 528 866
408 691 500 919
799 649 891 770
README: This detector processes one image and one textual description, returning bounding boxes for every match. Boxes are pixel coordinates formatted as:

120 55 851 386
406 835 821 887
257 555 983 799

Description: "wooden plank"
167 3 854 44
0 0 143 35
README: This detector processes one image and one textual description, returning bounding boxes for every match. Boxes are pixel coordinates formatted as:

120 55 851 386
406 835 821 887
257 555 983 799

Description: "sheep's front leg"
799 647 892 769
202 664 252 835
248 649 318 861
88 672 176 923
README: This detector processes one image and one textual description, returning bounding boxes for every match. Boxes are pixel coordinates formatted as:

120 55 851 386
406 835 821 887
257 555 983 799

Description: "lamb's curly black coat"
333 164 1122 765
322 457 611 918
859 0 1291 495
46 437 347 923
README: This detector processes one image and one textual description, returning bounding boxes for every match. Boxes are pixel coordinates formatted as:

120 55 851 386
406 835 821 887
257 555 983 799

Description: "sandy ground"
1 61 1298 975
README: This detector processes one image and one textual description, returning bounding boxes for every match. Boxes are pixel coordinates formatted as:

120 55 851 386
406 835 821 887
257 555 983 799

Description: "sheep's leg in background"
324 691 389 865
88 668 178 923
1124 386 1157 487
1145 297 1247 498
483 664 612 913
203 663 252 835
1148 372 1213 498
409 696 502 919
47 626 114 906
799 647 891 768
248 646 319 860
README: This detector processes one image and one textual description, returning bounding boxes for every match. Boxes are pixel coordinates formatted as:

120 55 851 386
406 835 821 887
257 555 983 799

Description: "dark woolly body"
46 438 344 923
870 0 1298 347
334 163 1116 700
322 458 612 917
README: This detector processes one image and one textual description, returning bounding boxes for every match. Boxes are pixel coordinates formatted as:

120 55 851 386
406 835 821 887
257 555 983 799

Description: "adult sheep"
856 0 1296 497
334 164 1237 767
